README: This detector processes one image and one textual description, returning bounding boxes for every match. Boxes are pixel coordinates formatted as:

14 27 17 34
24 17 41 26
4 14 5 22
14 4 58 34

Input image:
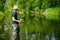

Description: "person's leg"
12 24 20 40
15 24 20 40
12 24 17 40
12 24 18 38
16 24 20 34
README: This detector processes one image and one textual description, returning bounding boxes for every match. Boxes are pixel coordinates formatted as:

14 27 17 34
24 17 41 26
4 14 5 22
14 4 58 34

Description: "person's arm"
12 17 20 23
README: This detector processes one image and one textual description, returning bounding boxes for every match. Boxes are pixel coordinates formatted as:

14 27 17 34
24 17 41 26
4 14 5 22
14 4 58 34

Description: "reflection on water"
45 33 56 40
31 34 36 40
21 33 56 40
0 32 60 40
45 34 49 40
51 33 55 40
2 16 60 40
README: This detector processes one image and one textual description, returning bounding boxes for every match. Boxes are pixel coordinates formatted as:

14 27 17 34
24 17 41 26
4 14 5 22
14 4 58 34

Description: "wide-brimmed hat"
13 5 18 10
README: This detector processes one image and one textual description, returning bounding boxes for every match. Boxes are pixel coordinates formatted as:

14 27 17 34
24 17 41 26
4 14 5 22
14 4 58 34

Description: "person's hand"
18 20 20 23
20 19 23 22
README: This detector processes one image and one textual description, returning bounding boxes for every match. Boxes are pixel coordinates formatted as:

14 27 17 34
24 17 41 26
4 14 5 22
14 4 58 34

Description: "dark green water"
0 19 60 40
0 32 60 40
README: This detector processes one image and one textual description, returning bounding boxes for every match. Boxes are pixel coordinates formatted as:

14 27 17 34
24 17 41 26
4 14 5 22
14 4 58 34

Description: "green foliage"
43 7 60 19
2 0 60 33
0 12 3 20
0 0 4 11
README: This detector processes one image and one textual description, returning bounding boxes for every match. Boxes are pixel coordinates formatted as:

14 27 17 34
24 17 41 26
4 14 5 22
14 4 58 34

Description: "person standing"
12 5 22 40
